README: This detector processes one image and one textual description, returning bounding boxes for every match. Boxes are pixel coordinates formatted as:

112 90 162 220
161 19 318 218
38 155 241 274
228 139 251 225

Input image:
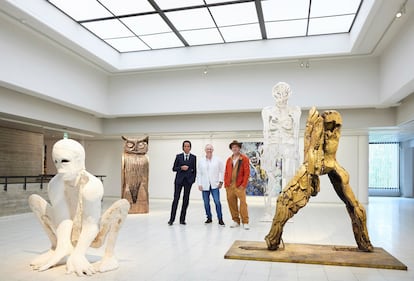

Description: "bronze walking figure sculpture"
265 107 373 252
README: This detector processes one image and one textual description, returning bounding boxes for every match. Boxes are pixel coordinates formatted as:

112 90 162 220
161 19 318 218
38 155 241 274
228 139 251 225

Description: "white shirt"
196 156 224 190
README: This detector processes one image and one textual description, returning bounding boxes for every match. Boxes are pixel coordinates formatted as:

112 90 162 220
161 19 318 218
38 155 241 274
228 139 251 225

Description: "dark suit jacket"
172 153 197 185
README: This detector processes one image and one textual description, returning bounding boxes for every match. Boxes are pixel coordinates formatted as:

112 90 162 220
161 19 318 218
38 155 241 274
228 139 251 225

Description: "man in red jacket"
224 140 250 230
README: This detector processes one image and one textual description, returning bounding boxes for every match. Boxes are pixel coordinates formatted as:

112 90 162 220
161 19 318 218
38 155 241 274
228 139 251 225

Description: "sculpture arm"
261 108 271 140
66 175 103 276
304 107 324 175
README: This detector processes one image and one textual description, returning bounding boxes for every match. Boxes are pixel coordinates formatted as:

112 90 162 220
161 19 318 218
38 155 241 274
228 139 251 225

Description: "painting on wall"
241 142 268 196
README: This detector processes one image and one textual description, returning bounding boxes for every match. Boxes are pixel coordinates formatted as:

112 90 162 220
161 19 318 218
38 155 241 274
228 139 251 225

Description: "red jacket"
224 153 250 188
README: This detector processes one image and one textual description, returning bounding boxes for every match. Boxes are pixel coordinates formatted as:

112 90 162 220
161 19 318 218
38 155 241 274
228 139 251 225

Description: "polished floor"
0 196 413 281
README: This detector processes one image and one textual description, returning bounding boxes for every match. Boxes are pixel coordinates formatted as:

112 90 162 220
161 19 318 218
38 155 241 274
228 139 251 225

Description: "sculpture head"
322 110 342 132
52 139 85 180
272 82 291 108
122 136 149 155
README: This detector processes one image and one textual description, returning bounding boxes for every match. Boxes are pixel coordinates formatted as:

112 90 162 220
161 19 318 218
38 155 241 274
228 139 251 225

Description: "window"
368 142 399 191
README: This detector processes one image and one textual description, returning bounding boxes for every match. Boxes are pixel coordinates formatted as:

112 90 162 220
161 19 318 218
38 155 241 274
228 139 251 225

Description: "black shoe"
180 221 186 225
168 221 173 225
205 218 212 224
219 219 225 226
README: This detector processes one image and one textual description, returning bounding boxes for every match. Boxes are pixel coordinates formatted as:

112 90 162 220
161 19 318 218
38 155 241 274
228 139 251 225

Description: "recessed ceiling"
47 0 363 53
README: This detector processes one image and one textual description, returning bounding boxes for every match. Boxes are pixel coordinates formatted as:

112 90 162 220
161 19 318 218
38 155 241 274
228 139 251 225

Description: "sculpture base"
224 240 407 270
128 201 148 214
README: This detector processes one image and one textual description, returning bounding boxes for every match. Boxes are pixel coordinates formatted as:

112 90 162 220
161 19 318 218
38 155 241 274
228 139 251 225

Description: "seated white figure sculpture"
28 138 130 276
261 82 301 219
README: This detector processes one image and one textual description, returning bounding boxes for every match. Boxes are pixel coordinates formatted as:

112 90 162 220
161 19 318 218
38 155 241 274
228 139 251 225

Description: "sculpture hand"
66 253 96 276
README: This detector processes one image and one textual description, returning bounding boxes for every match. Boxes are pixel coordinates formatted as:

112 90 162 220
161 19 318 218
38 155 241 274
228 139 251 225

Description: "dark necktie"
185 155 188 161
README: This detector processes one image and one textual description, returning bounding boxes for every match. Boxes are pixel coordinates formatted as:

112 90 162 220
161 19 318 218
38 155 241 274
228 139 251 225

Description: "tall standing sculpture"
121 136 149 214
265 107 373 252
28 139 130 276
261 82 301 219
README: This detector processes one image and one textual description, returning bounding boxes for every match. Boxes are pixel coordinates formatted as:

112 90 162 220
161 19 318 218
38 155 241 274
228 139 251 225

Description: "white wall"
400 140 414 198
380 10 414 105
0 13 109 115
82 132 369 205
108 57 380 117
0 86 102 134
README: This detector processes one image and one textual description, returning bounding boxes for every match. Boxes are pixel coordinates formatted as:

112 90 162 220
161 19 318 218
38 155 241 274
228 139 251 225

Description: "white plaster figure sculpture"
28 139 130 276
261 82 301 220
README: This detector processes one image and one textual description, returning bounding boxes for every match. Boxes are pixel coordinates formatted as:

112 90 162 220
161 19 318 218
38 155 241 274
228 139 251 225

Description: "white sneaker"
243 224 250 230
230 221 240 228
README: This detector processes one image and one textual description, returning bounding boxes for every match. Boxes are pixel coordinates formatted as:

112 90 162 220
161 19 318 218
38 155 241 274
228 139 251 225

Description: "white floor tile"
0 197 412 281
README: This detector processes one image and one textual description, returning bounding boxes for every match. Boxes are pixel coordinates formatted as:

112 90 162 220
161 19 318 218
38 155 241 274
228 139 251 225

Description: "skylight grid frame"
46 0 364 53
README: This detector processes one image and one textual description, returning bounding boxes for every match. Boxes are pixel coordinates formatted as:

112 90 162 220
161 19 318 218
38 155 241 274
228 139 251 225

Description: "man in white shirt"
197 144 225 226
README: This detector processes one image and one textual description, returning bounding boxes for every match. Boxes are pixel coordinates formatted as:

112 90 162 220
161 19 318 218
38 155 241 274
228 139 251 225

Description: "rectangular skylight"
266 19 308 39
219 23 261 42
120 14 172 35
165 8 216 30
106 37 150 52
308 15 356 35
47 0 363 53
262 0 309 21
209 2 258 26
82 19 133 39
180 28 224 45
98 0 155 16
140 32 184 49
49 0 112 21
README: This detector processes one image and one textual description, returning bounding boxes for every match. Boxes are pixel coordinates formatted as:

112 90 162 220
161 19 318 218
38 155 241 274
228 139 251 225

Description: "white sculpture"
28 139 130 276
261 82 301 220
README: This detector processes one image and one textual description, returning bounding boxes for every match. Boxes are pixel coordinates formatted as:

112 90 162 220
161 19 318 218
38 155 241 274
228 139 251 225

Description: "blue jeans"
202 186 223 220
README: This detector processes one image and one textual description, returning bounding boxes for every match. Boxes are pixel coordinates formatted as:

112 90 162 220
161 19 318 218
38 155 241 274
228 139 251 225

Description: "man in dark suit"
168 140 197 225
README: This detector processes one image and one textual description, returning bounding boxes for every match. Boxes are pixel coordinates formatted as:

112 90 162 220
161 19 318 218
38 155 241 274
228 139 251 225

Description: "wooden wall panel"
0 127 43 176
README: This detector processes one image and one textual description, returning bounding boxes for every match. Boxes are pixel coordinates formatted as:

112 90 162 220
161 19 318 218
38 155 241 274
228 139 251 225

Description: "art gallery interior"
0 0 414 280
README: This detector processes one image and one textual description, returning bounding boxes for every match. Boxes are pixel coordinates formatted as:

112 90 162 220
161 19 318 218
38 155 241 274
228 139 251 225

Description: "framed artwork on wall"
240 142 268 196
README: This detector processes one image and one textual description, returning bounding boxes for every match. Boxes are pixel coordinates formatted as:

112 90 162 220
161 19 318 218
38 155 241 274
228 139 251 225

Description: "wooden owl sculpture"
121 136 149 214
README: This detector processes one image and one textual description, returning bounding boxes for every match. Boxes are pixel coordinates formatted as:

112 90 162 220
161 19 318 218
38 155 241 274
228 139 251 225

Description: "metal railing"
0 174 106 191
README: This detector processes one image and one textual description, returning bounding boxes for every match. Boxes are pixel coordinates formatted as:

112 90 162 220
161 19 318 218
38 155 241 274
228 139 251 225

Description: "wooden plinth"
224 240 407 270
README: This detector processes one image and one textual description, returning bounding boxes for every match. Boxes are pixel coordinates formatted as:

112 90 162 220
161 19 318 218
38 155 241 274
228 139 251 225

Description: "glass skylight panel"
140 33 184 49
82 19 133 39
98 0 155 16
48 0 112 21
154 0 205 10
165 8 216 30
105 37 150 52
308 15 355 35
180 28 224 46
310 0 361 17
46 0 362 52
262 0 309 21
266 19 308 39
121 14 172 35
204 0 237 3
209 2 258 26
219 23 261 42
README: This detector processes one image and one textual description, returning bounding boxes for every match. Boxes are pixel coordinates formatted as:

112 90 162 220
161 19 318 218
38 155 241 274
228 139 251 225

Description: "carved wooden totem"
121 136 149 214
